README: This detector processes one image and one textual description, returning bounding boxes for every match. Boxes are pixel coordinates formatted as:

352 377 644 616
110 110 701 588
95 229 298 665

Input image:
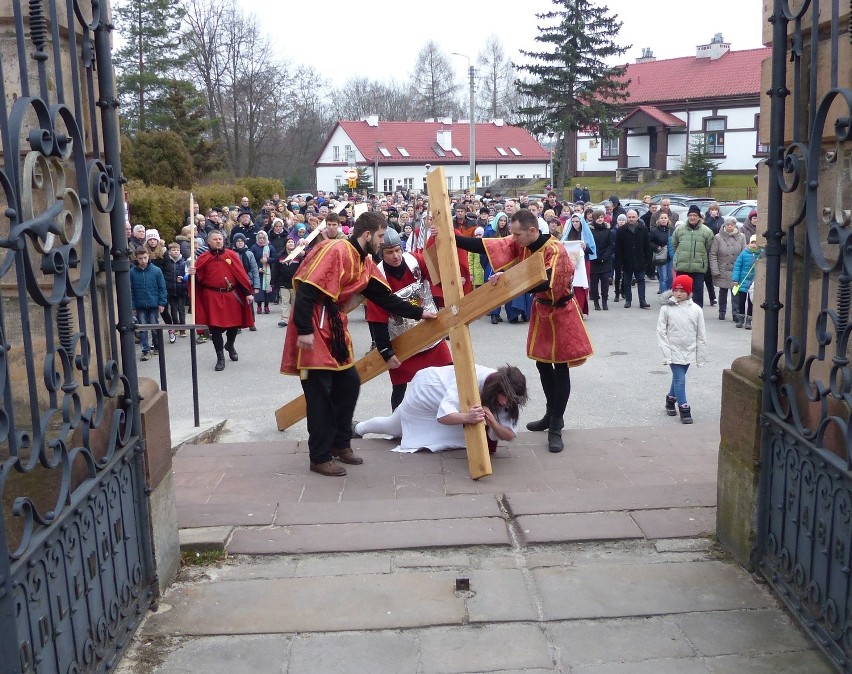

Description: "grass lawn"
523 174 758 203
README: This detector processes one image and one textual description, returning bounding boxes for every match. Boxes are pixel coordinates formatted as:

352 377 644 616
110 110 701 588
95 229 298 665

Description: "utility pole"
375 140 380 195
453 53 476 194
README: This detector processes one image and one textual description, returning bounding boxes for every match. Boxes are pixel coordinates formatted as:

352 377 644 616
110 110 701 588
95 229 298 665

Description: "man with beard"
281 212 437 477
450 209 594 452
366 228 453 410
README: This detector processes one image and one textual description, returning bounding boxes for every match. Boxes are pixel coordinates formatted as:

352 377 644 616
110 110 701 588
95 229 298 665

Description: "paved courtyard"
119 300 834 672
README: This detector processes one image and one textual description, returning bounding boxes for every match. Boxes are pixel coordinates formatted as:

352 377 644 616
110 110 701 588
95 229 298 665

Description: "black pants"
391 383 407 411
168 295 186 327
536 362 571 421
301 367 361 464
589 272 610 303
704 275 717 303
210 327 238 352
737 291 754 317
676 271 706 307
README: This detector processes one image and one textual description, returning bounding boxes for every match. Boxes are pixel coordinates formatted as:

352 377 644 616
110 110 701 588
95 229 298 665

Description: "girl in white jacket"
657 275 707 423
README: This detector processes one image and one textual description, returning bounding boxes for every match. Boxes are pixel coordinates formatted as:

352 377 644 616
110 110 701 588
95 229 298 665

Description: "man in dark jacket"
614 209 652 308
588 210 614 310
572 184 584 202
609 195 627 221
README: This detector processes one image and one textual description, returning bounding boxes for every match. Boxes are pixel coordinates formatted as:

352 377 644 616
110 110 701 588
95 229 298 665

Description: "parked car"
651 193 697 205
727 203 757 224
717 201 745 216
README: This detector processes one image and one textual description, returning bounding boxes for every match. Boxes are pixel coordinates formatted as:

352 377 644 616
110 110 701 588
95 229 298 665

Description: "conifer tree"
113 0 186 134
516 0 630 192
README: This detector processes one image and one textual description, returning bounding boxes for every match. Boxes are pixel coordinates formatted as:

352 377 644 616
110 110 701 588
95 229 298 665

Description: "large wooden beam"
426 168 491 479
274 254 547 432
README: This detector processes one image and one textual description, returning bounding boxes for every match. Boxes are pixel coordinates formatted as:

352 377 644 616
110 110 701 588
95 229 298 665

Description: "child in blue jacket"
731 235 762 330
130 247 167 360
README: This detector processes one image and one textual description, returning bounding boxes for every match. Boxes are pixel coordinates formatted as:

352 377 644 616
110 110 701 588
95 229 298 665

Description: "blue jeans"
657 262 673 292
668 363 690 406
136 307 159 353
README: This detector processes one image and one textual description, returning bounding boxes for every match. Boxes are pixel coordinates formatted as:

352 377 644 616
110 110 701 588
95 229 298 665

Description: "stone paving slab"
548 617 695 666
144 571 467 635
465 569 539 623
505 482 717 517
631 507 718 539
275 494 501 525
178 526 233 552
517 512 645 543
227 517 511 555
288 631 420 674
534 560 775 620
418 624 554 673
152 635 290 674
572 658 712 673
673 608 813 656
703 650 834 673
177 502 277 528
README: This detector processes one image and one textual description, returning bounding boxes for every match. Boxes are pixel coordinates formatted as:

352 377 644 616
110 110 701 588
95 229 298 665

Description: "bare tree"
183 0 287 176
409 41 463 120
335 77 416 121
476 35 517 121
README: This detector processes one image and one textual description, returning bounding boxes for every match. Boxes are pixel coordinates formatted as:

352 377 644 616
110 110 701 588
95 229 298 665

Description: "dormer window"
496 147 508 156
397 147 410 157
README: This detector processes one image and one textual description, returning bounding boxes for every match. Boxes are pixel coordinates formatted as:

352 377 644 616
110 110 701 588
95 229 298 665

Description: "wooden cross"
274 168 546 479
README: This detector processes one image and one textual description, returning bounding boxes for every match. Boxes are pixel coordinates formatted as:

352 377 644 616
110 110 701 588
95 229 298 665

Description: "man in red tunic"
366 228 452 410
281 212 437 477
453 208 594 452
189 231 255 371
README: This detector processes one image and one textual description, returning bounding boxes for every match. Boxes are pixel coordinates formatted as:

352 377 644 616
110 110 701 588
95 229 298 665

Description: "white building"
574 36 771 177
315 116 550 194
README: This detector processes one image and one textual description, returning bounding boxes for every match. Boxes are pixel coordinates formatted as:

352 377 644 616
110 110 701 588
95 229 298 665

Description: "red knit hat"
672 275 693 294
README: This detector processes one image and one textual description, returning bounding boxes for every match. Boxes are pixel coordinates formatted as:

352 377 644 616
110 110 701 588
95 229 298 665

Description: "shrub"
125 180 187 241
193 184 244 214
236 177 286 206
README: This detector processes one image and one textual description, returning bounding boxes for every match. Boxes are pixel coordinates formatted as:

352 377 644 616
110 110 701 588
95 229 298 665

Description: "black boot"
745 316 753 330
225 341 239 361
665 395 677 416
214 350 226 371
679 404 693 424
593 299 601 311
718 310 725 320
548 416 564 452
602 299 608 311
526 410 551 432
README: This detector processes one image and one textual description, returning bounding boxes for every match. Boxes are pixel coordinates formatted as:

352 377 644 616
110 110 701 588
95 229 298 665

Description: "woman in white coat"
657 275 707 424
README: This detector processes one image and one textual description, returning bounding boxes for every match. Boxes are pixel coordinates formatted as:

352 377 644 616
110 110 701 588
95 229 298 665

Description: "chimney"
636 47 656 63
696 34 730 60
362 115 379 127
493 118 504 127
436 126 452 151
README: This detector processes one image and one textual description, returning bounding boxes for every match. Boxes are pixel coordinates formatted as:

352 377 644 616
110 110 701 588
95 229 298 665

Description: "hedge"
125 177 287 242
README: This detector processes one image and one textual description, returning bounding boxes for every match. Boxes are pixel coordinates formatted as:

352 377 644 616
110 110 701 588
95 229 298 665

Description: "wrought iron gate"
0 1 156 672
759 0 852 670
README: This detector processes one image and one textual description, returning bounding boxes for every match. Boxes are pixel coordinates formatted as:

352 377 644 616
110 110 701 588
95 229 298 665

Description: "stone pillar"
715 1 851 570
654 127 668 172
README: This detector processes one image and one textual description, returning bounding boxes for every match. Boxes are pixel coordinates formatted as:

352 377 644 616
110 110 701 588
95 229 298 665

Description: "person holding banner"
188 231 255 371
451 208 594 453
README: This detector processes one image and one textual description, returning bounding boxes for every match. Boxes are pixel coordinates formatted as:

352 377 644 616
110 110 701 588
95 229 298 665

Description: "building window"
601 136 619 158
704 117 726 155
383 178 394 192
459 175 468 190
333 146 340 161
499 174 508 179
403 178 413 190
344 144 353 162
334 178 341 189
446 176 453 191
754 114 769 155
532 174 541 179
481 175 491 186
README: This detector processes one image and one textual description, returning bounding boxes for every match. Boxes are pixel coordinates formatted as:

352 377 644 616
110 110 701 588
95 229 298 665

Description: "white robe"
355 365 517 452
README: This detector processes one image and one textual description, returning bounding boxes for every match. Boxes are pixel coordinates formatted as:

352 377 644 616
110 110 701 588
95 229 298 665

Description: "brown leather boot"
332 447 364 465
310 460 347 477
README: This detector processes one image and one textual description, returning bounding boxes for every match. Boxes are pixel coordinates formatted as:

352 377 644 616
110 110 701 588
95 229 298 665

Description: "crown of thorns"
495 366 529 407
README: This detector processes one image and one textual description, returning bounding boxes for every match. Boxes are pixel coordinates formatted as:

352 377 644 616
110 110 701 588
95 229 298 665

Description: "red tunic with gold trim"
194 248 255 329
482 236 594 366
280 239 389 374
366 254 453 385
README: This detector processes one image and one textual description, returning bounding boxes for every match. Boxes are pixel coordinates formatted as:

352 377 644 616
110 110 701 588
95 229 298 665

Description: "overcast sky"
239 0 765 85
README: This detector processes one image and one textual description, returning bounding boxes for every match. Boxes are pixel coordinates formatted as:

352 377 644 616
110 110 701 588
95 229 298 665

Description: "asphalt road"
143 292 754 444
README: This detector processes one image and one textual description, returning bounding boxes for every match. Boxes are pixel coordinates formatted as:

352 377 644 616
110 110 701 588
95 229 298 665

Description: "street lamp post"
548 131 555 190
452 52 476 194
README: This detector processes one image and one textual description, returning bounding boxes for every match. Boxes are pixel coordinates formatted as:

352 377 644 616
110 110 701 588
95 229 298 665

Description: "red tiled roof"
322 120 549 165
616 105 686 129
619 48 771 105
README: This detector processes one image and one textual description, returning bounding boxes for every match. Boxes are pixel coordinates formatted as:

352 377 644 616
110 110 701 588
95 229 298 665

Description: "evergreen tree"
515 0 630 193
122 130 195 189
680 137 722 188
113 0 186 134
162 81 222 178
352 167 373 193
